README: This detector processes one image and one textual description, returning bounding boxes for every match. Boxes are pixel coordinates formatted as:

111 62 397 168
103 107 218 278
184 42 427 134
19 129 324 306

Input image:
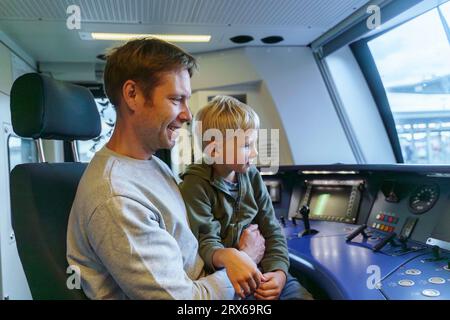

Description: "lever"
280 216 286 227
346 224 369 242
397 235 409 252
297 205 319 237
425 245 445 262
291 216 297 226
387 234 410 252
373 232 397 252
432 245 442 260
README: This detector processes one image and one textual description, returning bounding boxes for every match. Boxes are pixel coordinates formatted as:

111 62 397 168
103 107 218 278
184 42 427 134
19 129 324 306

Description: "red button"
379 214 385 221
388 217 394 223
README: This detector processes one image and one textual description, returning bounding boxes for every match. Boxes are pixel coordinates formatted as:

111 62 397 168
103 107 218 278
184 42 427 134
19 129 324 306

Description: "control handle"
373 232 397 252
346 224 369 242
298 205 319 237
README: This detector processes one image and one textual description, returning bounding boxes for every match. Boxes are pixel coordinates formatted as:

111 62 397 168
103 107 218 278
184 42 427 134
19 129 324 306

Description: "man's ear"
122 80 139 112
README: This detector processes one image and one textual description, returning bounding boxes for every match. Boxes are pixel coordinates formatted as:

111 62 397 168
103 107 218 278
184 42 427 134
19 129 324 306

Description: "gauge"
408 184 439 215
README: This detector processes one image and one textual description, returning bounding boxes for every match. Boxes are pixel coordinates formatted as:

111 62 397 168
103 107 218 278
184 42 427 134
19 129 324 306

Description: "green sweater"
180 164 289 276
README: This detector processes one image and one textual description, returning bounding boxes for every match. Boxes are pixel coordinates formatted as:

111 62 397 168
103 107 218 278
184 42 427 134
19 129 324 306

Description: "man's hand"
238 224 265 264
254 270 287 300
213 248 263 298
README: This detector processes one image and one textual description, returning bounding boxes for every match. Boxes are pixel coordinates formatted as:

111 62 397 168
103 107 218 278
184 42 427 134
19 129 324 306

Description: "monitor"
298 180 364 224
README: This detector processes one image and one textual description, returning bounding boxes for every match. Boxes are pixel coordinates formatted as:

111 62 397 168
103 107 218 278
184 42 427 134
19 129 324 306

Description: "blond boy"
180 96 311 300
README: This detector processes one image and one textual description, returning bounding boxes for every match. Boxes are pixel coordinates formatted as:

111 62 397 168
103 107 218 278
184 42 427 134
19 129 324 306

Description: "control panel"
266 165 450 300
366 179 450 245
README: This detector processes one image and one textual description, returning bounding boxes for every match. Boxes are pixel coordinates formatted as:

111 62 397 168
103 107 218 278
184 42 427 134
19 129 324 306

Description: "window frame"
350 5 450 163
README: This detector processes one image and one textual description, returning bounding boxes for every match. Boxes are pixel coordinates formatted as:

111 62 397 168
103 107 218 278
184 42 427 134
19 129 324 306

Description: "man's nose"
179 102 193 122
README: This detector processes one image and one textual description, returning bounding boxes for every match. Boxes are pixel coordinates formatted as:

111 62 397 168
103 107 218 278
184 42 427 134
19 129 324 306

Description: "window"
8 135 37 171
368 2 450 164
77 98 116 162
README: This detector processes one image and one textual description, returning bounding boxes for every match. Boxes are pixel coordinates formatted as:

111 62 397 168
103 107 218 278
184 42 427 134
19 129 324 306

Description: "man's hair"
103 37 197 108
193 95 260 150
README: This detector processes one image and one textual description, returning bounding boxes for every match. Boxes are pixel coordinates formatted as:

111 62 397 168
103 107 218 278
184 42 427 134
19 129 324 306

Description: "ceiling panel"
0 0 369 27
0 0 370 63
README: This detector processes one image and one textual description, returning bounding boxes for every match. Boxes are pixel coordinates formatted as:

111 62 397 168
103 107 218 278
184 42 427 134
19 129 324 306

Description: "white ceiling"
0 0 370 63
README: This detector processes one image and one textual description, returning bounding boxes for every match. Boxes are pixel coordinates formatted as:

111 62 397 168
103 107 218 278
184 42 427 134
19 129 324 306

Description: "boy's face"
222 129 258 173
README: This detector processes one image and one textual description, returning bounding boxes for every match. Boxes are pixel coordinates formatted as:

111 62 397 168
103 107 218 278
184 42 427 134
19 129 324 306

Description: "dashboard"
262 164 450 300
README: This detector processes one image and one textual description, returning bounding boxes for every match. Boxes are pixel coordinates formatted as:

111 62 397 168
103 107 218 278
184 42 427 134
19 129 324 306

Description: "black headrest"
10 73 101 141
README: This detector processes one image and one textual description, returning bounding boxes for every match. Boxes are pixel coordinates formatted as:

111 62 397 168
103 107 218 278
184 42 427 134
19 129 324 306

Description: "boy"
180 96 311 300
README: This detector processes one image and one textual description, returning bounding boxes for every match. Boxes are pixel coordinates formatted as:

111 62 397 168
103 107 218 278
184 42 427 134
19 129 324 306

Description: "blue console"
284 221 449 300
264 165 450 300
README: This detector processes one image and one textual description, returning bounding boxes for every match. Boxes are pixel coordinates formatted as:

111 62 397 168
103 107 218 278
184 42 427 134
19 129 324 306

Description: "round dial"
408 184 439 215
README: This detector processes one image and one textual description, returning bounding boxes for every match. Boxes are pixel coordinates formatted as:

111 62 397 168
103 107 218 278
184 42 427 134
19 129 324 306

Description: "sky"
367 1 450 112
368 1 450 87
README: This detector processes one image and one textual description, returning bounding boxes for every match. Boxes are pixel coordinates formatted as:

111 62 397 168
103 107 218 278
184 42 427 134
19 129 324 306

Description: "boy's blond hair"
193 95 260 150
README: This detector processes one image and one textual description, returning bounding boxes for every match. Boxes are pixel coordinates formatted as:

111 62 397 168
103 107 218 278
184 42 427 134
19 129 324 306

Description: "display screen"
308 186 352 219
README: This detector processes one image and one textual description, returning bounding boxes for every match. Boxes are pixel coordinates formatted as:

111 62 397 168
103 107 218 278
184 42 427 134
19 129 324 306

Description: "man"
67 38 265 299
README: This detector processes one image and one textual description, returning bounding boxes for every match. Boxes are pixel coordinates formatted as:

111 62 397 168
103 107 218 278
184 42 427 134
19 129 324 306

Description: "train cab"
0 0 450 302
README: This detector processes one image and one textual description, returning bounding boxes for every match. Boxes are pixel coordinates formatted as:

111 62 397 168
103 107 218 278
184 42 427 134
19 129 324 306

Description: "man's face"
135 69 192 154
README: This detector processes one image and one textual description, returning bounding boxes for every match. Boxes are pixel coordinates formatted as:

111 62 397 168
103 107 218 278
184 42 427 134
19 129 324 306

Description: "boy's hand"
238 224 265 264
218 248 264 298
254 270 286 300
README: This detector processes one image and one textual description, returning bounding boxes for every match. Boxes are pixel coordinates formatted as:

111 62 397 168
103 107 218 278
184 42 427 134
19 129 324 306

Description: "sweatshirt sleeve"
86 195 234 300
179 176 224 273
251 170 290 275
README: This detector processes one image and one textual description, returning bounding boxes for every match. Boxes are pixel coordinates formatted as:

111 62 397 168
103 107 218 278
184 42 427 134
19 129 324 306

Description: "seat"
9 73 101 299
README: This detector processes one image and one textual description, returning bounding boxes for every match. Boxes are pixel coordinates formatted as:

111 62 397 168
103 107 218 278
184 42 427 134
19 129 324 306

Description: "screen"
431 210 450 244
308 186 352 219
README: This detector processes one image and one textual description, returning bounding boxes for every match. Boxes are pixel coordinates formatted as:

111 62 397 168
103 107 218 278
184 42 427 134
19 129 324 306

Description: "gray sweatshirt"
67 146 234 299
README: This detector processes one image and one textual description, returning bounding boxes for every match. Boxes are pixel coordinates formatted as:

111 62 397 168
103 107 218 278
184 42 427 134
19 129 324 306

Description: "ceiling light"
82 32 211 42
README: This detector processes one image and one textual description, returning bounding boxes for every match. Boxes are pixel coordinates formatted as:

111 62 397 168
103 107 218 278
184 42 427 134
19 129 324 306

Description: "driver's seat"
9 73 101 299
